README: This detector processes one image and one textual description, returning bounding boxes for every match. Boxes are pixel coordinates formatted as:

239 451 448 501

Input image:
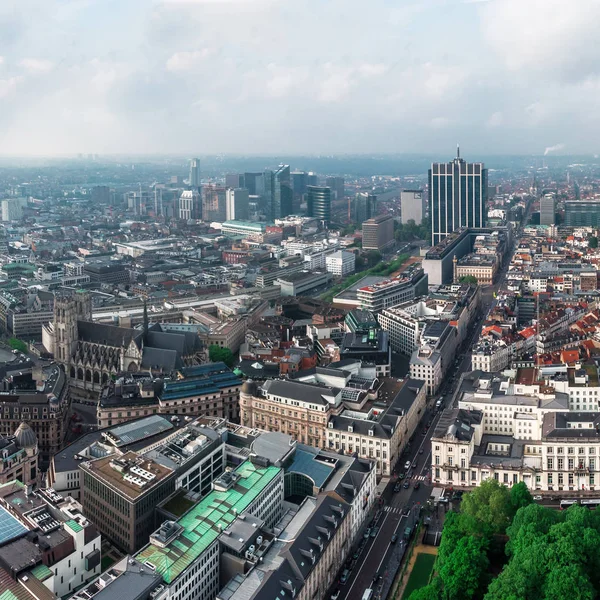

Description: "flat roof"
0 505 28 545
135 460 280 584
105 415 174 447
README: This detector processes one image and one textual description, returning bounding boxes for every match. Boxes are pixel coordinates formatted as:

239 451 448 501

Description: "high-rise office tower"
226 173 244 189
307 172 318 186
262 170 274 220
291 171 308 197
307 186 331 225
189 158 201 188
179 190 201 220
273 164 293 220
91 186 110 205
362 214 394 251
540 194 556 226
326 177 345 200
243 172 262 195
354 193 377 223
400 190 425 224
429 147 487 246
226 188 250 221
202 186 227 221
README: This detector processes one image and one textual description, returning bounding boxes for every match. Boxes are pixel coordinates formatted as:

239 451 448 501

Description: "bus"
362 589 373 600
580 499 600 509
560 499 579 510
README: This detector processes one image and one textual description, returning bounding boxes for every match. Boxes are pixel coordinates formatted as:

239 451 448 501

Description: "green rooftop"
135 460 280 584
31 563 53 582
65 519 83 533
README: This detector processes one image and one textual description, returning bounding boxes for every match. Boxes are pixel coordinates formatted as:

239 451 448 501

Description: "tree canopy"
8 338 27 353
459 275 479 285
208 345 234 368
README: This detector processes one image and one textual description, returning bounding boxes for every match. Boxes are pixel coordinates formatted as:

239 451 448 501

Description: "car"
419 449 424 454
353 550 360 560
391 533 398 544
412 462 417 469
533 495 543 501
394 483 401 493
331 590 340 600
413 481 420 490
398 473 405 480
402 506 410 516
370 527 379 538
364 528 371 539
340 570 350 585
403 481 410 489
404 460 411 470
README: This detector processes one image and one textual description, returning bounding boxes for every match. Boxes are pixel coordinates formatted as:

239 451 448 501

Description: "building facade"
307 186 332 225
362 214 394 251
400 190 426 224
429 149 488 246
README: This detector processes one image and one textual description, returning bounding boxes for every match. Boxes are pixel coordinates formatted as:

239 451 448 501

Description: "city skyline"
1 0 599 156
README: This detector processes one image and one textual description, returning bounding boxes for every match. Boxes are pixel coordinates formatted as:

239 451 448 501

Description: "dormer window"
348 426 353 433
368 429 374 437
328 422 333 429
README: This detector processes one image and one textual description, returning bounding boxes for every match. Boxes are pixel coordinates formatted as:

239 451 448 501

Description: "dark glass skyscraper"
273 164 293 220
429 148 487 246
307 186 331 225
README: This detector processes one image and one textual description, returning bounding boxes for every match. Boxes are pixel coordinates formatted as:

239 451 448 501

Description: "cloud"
19 58 54 72
486 111 503 128
0 76 22 98
430 117 451 129
166 49 213 71
544 143 565 156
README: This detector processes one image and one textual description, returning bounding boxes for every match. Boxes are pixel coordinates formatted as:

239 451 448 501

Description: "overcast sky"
0 0 599 157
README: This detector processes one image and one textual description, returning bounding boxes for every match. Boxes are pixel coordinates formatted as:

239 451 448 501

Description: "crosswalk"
383 506 405 514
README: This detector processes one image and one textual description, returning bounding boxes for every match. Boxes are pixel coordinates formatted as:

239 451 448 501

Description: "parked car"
331 590 340 600
533 495 543 501
340 570 350 585
353 550 360 560
364 528 371 539
419 448 424 454
371 526 379 538
404 460 411 470
391 533 398 544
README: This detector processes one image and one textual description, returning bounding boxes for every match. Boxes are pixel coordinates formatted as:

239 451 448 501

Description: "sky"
1 0 599 157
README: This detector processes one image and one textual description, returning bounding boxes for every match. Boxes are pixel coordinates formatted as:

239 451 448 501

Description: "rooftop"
135 460 280 584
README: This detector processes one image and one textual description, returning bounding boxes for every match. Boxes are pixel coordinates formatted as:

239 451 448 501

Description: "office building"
307 186 332 225
242 172 262 195
401 190 425 224
179 189 201 220
291 171 308 197
276 270 332 296
226 173 244 189
429 148 488 245
91 185 111 205
273 164 293 220
564 200 600 227
135 460 284 600
221 220 266 240
1 199 23 222
0 484 101 598
539 194 556 226
189 158 201 188
0 423 38 486
81 451 176 553
362 214 394 251
326 176 345 200
340 330 391 376
226 188 250 221
354 193 377 224
202 185 227 222
325 250 356 276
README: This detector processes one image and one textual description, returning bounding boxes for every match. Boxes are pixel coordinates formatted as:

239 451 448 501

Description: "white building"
179 190 200 220
326 250 355 277
1 199 23 222
226 188 250 221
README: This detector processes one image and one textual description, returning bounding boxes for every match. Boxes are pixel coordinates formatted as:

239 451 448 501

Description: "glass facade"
307 186 332 224
429 157 487 245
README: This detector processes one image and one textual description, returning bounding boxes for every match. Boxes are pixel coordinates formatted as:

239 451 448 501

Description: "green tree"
506 503 559 557
543 564 594 600
459 275 479 285
408 579 442 600
461 478 513 535
589 236 598 249
510 482 533 512
208 345 234 368
364 250 382 266
439 536 489 600
8 338 27 353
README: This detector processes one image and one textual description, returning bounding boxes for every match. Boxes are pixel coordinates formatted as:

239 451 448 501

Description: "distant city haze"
0 0 598 156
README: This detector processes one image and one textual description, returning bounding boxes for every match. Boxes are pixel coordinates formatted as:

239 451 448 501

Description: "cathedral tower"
53 290 91 364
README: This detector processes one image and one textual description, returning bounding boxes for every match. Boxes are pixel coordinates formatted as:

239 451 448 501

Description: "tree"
208 345 234 368
589 236 598 249
439 536 489 600
8 338 27 353
543 564 594 600
364 250 382 266
461 478 513 535
510 482 533 512
459 275 479 285
408 579 442 600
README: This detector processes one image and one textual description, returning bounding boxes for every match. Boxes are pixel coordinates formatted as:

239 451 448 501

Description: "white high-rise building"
400 190 425 224
326 250 356 276
1 199 23 222
179 190 200 220
226 188 250 221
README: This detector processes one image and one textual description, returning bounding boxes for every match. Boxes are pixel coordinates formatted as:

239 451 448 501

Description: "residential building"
429 148 488 245
1 199 23 222
179 189 201 220
327 379 426 476
226 188 250 221
0 483 102 598
325 250 356 277
400 190 426 224
307 186 331 225
362 214 394 251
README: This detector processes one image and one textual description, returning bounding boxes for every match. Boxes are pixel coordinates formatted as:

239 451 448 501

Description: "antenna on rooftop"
456 143 460 159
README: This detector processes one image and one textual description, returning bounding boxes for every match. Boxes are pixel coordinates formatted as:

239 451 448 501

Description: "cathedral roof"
77 321 143 349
